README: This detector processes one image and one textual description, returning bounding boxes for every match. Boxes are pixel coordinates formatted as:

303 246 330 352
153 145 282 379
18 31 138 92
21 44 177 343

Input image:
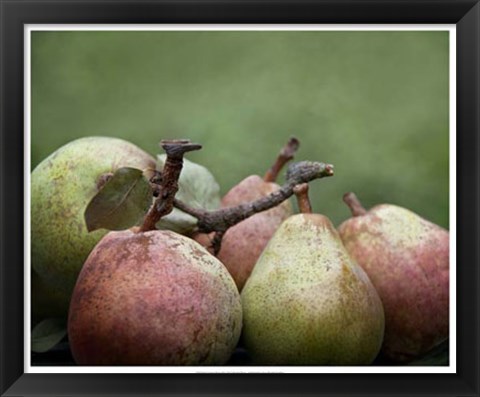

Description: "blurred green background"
31 30 450 228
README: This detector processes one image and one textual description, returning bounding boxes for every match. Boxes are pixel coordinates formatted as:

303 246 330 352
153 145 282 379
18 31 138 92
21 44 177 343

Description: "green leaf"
31 318 67 353
155 155 221 234
85 167 153 232
407 339 449 366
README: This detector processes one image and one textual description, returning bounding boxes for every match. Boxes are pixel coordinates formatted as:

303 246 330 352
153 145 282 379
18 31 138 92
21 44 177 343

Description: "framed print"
1 0 479 396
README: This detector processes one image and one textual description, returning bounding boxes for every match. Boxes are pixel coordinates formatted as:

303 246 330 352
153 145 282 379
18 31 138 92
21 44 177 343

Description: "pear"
215 176 292 290
31 136 156 319
338 192 449 362
68 229 242 365
241 184 385 365
195 138 298 291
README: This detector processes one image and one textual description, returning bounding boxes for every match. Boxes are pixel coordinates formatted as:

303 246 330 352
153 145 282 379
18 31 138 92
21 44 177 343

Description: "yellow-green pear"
31 136 156 320
241 184 385 365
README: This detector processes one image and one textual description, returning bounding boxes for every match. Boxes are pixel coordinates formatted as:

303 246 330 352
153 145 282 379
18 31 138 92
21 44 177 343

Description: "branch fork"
140 138 334 254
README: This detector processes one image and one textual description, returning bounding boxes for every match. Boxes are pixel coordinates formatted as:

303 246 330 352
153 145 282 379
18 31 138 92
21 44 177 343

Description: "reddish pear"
68 229 242 365
195 138 298 291
337 193 449 362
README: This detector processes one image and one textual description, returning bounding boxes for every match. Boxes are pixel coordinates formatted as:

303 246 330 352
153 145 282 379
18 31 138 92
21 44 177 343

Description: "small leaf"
31 318 67 353
407 339 449 366
155 155 221 234
85 167 153 232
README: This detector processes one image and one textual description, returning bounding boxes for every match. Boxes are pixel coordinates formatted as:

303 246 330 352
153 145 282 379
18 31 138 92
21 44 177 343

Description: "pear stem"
139 140 201 232
263 137 300 182
175 161 334 254
343 192 367 217
293 183 312 214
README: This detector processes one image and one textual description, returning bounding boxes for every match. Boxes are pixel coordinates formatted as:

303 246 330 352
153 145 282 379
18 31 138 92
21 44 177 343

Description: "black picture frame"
1 1 479 396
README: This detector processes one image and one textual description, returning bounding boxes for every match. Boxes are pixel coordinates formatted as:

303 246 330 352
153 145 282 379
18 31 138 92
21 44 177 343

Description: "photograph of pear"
30 29 450 368
68 228 242 365
31 137 156 324
338 193 449 363
241 184 385 365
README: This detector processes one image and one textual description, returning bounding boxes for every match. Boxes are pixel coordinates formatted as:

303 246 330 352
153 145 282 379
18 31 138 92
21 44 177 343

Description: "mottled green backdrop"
31 30 450 228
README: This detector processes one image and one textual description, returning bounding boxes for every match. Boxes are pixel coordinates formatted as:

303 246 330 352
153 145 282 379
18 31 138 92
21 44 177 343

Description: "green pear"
31 136 156 319
241 185 385 365
68 229 242 365
338 192 449 362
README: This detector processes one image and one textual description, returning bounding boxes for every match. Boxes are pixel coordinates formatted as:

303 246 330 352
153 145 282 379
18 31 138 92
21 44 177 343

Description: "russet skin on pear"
68 229 242 365
338 192 449 362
